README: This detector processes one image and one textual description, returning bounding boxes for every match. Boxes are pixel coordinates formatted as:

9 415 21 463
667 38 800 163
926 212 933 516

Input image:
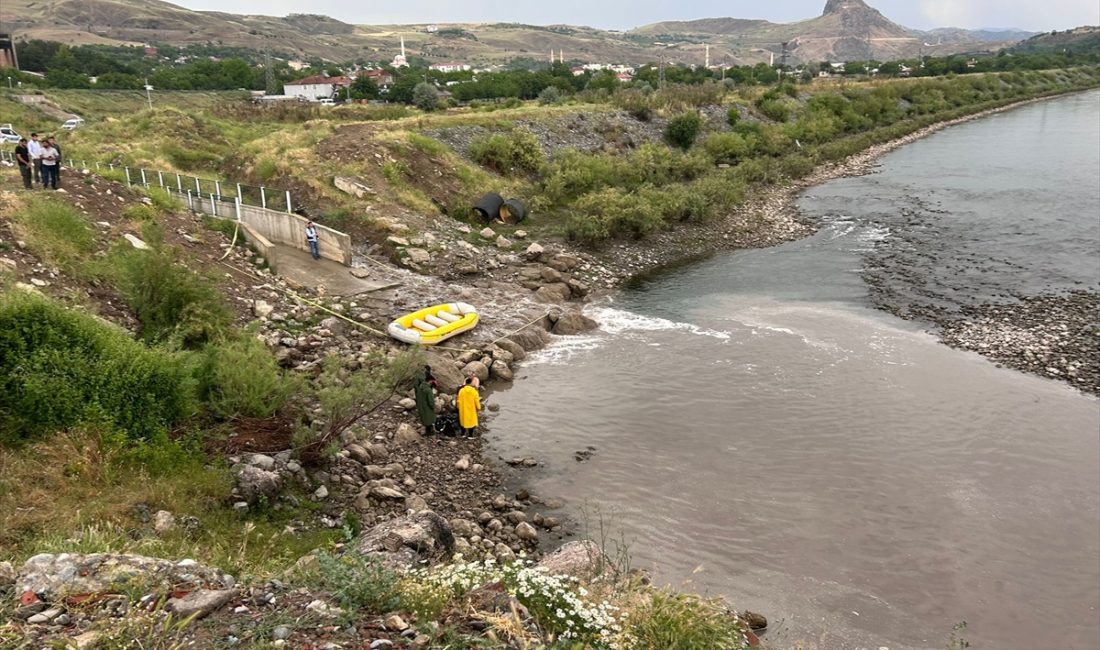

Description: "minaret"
559 49 564 64
705 44 710 68
401 36 406 59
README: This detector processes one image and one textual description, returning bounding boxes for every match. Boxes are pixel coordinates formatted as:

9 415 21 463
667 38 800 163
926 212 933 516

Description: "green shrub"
163 143 221 171
541 150 619 203
627 588 748 650
413 82 440 112
703 132 755 164
145 187 182 212
9 199 96 270
564 214 611 245
468 130 544 176
537 85 562 105
613 88 654 121
0 291 195 445
105 224 230 347
756 98 791 122
122 204 159 221
254 158 278 183
665 111 703 150
309 550 401 614
726 106 741 126
572 188 664 240
197 336 300 420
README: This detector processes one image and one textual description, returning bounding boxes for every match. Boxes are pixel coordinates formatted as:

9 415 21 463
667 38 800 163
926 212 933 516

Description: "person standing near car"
39 138 59 190
14 138 32 190
26 133 42 186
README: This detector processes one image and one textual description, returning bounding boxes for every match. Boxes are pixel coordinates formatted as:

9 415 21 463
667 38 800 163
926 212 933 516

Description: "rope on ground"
218 218 240 261
216 258 553 355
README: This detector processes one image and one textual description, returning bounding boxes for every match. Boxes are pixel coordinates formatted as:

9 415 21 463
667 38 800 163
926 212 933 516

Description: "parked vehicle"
61 117 85 131
317 98 336 106
0 123 21 143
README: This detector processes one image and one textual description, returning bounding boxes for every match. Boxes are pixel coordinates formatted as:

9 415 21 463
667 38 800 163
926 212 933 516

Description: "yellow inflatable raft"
387 302 479 346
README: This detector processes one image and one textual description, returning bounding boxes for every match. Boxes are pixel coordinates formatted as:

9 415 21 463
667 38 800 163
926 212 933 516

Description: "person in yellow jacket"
456 377 482 438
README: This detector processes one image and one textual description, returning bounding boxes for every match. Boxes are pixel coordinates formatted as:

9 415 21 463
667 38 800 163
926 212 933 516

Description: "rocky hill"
0 0 1025 65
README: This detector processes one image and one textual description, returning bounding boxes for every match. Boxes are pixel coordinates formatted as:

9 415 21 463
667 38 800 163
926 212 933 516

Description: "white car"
0 123 21 143
318 98 336 106
61 117 85 131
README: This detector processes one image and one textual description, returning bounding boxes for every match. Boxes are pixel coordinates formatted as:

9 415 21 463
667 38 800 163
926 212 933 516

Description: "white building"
283 75 352 100
429 62 471 73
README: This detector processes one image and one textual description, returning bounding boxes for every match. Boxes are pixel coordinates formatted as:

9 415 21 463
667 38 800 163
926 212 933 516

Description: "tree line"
2 38 1097 101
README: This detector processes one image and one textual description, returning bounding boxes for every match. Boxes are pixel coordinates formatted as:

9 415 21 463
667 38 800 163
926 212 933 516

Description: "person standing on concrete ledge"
305 221 320 260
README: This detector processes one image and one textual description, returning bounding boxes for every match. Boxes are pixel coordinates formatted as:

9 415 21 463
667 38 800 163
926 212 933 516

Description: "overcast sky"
170 0 1099 32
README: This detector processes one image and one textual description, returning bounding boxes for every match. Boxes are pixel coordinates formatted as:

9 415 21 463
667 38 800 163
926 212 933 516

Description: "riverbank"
582 89 1100 395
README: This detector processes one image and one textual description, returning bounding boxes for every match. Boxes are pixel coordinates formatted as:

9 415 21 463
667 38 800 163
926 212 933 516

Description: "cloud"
918 0 975 27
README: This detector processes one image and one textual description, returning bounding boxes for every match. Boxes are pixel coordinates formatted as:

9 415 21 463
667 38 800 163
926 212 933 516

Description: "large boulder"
533 284 571 304
17 554 233 601
550 311 599 336
495 337 526 362
536 540 614 583
355 511 455 570
461 360 489 383
425 352 465 393
236 465 282 503
507 327 550 352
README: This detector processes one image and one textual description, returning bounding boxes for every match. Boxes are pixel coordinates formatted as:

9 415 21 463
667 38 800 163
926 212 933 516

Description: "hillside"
1011 26 1100 54
0 0 1025 65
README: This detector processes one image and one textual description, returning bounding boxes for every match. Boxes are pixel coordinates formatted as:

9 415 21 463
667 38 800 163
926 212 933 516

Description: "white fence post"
286 190 292 214
187 190 193 211
195 177 201 194
236 183 242 202
157 170 164 187
140 169 147 186
260 186 267 209
124 167 131 186
210 193 217 217
235 196 241 221
215 181 221 197
176 174 182 191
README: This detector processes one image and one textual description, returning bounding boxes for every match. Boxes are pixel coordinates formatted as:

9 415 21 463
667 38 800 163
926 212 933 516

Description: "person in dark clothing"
47 137 62 184
414 369 437 435
14 139 32 189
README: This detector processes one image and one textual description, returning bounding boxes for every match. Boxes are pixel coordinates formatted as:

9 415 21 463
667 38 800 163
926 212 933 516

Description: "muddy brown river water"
487 91 1100 649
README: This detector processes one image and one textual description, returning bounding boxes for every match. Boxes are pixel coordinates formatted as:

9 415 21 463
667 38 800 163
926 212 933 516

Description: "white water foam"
521 306 731 367
586 306 731 340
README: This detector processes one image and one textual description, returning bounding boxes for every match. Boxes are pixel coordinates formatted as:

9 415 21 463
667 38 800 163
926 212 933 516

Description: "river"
487 91 1100 649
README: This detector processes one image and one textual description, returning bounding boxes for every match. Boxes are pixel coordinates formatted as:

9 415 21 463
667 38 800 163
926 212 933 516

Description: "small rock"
454 455 471 471
514 230 528 239
398 398 416 410
384 613 409 631
393 423 421 446
370 641 394 650
515 522 539 541
252 300 274 319
495 235 512 249
313 485 329 500
525 242 544 261
166 589 239 620
153 510 175 535
480 227 496 239
273 625 292 641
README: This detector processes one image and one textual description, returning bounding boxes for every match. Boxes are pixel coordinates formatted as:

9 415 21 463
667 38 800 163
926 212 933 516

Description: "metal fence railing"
0 151 294 214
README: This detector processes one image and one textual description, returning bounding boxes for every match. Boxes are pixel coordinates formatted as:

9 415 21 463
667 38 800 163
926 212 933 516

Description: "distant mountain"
634 0 1024 63
0 0 1033 66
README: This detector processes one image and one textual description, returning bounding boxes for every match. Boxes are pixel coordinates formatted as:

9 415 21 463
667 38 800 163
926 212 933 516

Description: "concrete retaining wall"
238 222 278 270
238 204 351 265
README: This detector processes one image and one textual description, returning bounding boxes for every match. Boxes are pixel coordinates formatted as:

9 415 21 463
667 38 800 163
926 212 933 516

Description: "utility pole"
144 79 153 109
